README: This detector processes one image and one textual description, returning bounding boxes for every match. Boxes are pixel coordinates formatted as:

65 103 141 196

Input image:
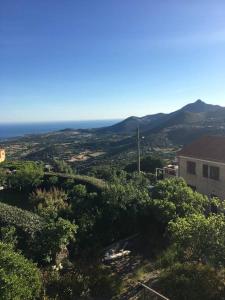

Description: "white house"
177 135 225 199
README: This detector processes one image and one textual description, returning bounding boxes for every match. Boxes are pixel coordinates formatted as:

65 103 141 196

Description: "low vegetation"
0 159 224 299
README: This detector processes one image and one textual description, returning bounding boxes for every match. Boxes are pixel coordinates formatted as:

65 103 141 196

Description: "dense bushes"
0 242 42 300
0 202 44 235
1 161 225 299
30 187 70 217
149 177 210 228
45 264 121 300
34 218 77 264
156 263 225 300
45 172 107 192
169 213 225 267
0 202 77 265
7 161 44 191
151 178 225 300
125 155 164 173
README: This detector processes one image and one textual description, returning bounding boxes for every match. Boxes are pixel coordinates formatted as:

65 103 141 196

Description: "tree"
8 162 44 190
148 178 210 227
35 218 77 264
52 159 74 174
98 181 150 242
169 213 225 267
125 155 164 173
46 175 58 186
0 242 42 300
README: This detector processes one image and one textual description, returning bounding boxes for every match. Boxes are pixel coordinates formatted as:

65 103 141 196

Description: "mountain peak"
181 99 220 113
195 99 205 104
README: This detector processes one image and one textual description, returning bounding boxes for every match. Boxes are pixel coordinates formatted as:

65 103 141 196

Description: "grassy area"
45 172 107 191
131 260 155 282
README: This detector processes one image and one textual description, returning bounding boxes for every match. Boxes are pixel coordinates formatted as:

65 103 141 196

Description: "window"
187 161 196 175
202 164 220 180
203 164 208 178
209 166 219 180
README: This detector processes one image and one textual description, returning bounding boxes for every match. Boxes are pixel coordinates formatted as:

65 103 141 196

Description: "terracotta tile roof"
177 135 225 163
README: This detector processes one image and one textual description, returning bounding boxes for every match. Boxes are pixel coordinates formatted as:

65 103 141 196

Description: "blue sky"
1 0 225 122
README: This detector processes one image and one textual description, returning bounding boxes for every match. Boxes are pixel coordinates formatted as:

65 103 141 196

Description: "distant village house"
0 149 5 163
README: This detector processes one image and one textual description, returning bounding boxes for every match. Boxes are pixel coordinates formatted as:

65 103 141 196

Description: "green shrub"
45 172 107 192
0 242 42 300
7 161 44 191
169 213 225 267
0 226 17 247
30 187 70 218
156 244 179 268
0 202 44 235
45 270 89 299
157 263 225 300
89 264 122 299
148 178 210 229
34 218 77 264
45 264 121 300
125 155 164 173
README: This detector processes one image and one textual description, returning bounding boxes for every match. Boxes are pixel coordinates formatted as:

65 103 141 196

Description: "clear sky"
1 0 225 122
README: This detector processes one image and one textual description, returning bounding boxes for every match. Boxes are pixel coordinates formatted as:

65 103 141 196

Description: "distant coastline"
0 119 121 140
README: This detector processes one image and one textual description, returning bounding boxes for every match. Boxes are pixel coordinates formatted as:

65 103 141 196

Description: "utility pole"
137 125 141 173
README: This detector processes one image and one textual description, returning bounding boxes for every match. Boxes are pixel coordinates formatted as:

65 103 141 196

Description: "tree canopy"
0 242 42 300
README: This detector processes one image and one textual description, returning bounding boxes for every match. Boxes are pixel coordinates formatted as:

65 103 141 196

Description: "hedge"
0 202 45 236
45 172 107 192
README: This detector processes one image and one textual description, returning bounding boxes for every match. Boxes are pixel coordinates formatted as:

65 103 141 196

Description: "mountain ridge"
96 99 225 147
98 99 225 135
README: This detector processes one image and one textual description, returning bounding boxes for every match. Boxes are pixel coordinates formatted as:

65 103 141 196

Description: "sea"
0 120 120 140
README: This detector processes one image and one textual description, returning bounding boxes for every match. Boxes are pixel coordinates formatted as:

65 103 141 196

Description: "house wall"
0 150 5 163
178 155 225 199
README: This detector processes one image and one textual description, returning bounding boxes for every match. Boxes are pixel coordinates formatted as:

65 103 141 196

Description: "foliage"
98 181 150 243
0 242 42 300
45 172 107 192
89 264 122 299
30 187 70 218
169 213 225 267
45 264 121 300
72 174 107 191
89 165 118 181
0 168 7 186
7 161 44 190
0 202 44 236
149 177 210 227
45 269 89 299
156 244 180 268
35 218 77 264
52 159 74 174
68 185 101 256
125 155 164 173
46 175 59 186
157 263 225 300
68 178 151 256
0 226 17 247
2 158 225 299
